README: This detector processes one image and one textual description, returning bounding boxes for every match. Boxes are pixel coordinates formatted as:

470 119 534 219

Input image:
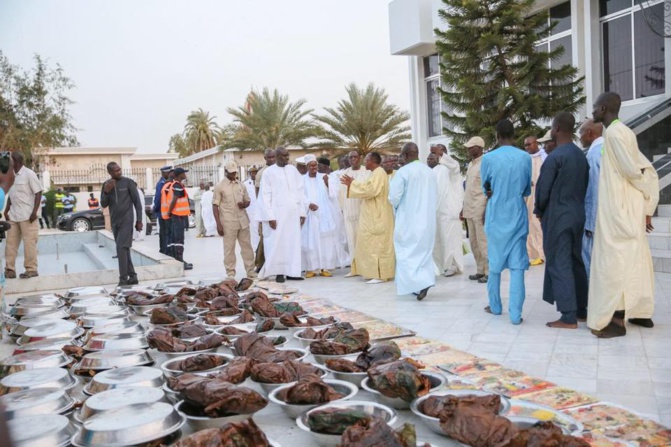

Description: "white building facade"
388 0 671 171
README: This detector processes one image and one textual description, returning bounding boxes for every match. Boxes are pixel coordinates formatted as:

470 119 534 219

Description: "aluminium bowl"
175 399 259 431
234 347 308 362
79 314 130 329
293 328 321 349
64 286 108 298
256 312 308 330
323 364 367 388
252 363 327 397
75 386 167 423
296 400 397 447
70 402 185 447
268 379 358 419
230 336 288 356
0 350 72 378
362 371 447 410
11 306 70 321
16 320 84 346
89 320 144 337
11 337 75 353
84 333 149 351
286 316 341 336
410 389 511 435
9 414 77 447
0 366 79 395
78 349 154 371
83 365 165 395
13 294 63 307
310 350 361 366
10 302 65 318
145 313 198 331
68 297 117 315
0 387 76 420
506 416 571 435
160 352 234 378
128 302 171 316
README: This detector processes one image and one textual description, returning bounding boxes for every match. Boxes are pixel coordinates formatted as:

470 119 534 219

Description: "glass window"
600 0 632 17
550 2 572 34
426 79 442 137
603 15 634 101
550 36 573 69
424 55 440 78
634 3 665 98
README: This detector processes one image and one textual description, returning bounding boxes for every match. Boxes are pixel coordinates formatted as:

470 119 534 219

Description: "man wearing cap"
523 135 547 266
538 130 557 154
429 143 464 277
153 166 172 254
256 147 306 283
296 156 307 175
340 151 371 275
213 161 256 280
162 167 192 270
244 166 260 250
461 137 488 283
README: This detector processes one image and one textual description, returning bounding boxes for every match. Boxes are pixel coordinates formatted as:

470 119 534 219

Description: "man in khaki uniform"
213 161 257 280
460 136 488 283
4 151 42 279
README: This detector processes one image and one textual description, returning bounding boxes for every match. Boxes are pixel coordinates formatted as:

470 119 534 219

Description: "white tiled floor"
7 229 671 428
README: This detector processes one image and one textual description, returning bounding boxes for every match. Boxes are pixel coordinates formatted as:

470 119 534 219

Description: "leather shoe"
469 273 485 281
276 275 286 283
286 276 304 281
128 275 139 285
4 269 16 279
117 277 131 287
19 271 38 279
416 287 429 301
183 262 193 270
477 275 489 284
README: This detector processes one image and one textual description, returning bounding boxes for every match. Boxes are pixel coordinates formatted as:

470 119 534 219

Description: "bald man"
578 119 603 276
534 113 589 329
523 135 546 265
588 92 659 338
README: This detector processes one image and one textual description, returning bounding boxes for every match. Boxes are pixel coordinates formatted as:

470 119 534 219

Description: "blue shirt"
584 137 603 233
152 177 166 214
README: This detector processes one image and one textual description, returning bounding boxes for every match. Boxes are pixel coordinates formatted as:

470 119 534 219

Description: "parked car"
144 194 196 234
57 208 105 232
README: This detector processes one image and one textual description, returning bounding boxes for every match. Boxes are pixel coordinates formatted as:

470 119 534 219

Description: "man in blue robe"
578 119 603 276
534 113 589 329
389 142 437 301
481 120 531 324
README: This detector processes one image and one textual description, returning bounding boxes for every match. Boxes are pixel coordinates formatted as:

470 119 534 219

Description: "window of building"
536 2 574 70
423 54 444 138
601 0 666 100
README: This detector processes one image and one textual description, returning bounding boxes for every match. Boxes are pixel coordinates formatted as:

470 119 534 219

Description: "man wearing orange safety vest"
161 167 193 270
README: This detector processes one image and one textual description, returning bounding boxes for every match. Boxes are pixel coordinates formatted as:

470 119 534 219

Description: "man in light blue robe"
481 120 532 324
389 142 437 301
578 119 603 275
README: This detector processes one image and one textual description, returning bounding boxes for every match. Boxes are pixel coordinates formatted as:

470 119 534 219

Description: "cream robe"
526 150 546 260
433 157 464 273
339 167 371 256
587 121 659 331
347 167 395 280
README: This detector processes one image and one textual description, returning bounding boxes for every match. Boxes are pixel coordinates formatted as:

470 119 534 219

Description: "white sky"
0 0 410 153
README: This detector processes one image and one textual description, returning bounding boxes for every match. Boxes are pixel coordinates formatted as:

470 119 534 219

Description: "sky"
0 0 410 153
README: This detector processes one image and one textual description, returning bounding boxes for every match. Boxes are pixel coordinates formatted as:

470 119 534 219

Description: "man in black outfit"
101 162 143 286
534 112 589 329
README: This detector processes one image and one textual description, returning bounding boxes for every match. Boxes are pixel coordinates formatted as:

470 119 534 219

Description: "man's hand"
29 212 38 223
323 174 329 187
309 203 318 211
459 210 463 221
585 230 593 238
646 216 654 233
269 220 277 230
300 216 306 226
217 223 224 237
135 221 143 232
103 179 116 194
237 202 245 209
340 175 353 187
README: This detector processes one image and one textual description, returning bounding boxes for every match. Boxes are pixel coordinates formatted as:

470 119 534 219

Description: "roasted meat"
327 341 402 372
307 407 371 435
217 326 250 336
500 421 590 447
173 354 227 372
229 310 256 324
171 419 272 447
419 393 501 418
366 360 431 402
147 329 224 352
149 306 188 324
208 356 253 384
210 295 239 311
233 333 302 363
62 345 86 361
126 293 174 306
172 323 208 339
300 322 355 340
250 360 323 384
236 278 254 292
279 313 337 328
309 328 370 355
275 376 344 404
341 419 419 447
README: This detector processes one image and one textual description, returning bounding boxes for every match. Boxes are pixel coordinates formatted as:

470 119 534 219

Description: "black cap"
174 167 189 176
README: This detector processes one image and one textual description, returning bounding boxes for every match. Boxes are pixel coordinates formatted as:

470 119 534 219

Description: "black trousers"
39 208 50 229
112 220 136 279
159 217 170 254
168 215 186 262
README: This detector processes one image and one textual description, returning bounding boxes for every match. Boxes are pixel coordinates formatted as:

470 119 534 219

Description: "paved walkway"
128 230 671 427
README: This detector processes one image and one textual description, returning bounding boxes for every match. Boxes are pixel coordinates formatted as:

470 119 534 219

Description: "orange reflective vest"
160 181 190 219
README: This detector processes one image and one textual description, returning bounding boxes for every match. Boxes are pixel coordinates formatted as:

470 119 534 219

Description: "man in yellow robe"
340 152 395 284
588 92 659 338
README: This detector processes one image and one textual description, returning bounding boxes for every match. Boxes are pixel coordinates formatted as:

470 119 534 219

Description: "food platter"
0 350 72 378
17 320 85 345
0 387 77 419
75 386 168 422
83 365 164 395
0 366 78 394
83 333 149 351
78 349 154 370
9 414 77 447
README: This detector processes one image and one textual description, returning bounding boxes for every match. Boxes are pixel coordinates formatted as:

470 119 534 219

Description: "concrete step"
658 205 671 218
651 249 671 273
651 216 671 233
648 233 671 250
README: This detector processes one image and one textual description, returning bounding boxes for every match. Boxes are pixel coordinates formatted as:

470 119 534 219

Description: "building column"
145 168 153 192
583 0 602 111
41 170 51 191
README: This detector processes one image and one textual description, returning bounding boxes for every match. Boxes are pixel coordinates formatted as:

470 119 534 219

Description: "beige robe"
347 167 395 280
527 152 545 260
339 166 371 256
587 121 659 331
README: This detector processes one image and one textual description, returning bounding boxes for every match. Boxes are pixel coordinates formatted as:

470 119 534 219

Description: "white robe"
339 167 371 256
200 190 217 236
243 178 259 250
328 171 349 255
389 161 437 295
257 164 306 278
301 174 349 271
587 121 659 330
433 158 464 273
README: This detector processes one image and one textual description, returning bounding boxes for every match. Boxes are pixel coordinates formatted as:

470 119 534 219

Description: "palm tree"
313 83 411 155
225 88 317 150
183 108 220 153
168 133 189 158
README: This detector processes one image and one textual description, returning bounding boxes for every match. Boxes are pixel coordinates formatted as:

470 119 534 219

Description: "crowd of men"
96 91 658 340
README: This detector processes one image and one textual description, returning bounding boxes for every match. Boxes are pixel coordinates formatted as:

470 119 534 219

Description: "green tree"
168 133 189 158
225 88 317 150
435 0 584 159
0 51 79 169
313 83 411 155
183 108 219 153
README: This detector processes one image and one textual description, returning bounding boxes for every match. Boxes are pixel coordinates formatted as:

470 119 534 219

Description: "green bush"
44 189 56 217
